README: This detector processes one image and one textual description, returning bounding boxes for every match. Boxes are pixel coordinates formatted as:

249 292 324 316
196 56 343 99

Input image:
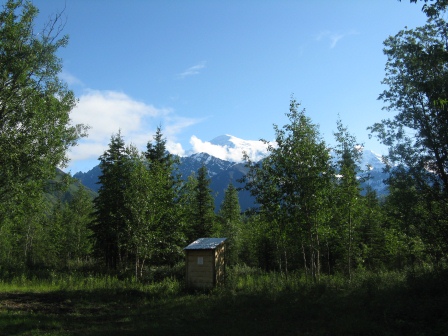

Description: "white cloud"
190 136 230 160
178 61 206 78
166 141 185 156
165 115 206 139
60 70 84 87
67 90 199 169
70 90 166 145
316 30 358 49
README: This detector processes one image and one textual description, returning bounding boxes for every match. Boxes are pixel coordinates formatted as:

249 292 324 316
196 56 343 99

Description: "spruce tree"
188 165 215 241
92 131 129 270
123 145 157 278
179 173 198 243
217 183 242 265
144 127 184 265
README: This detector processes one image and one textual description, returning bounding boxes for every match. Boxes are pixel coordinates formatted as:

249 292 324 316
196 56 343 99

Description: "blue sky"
29 0 428 173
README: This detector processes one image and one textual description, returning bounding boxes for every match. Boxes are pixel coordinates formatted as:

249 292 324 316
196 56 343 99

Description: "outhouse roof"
184 238 227 250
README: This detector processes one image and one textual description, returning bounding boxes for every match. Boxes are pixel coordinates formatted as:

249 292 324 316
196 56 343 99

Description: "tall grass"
225 264 408 296
0 264 436 296
0 265 447 335
0 271 183 298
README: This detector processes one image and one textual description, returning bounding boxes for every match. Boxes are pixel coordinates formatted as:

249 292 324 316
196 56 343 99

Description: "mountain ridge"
73 134 388 211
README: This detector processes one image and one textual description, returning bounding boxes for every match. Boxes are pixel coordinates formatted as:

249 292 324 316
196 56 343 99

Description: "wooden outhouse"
184 238 227 289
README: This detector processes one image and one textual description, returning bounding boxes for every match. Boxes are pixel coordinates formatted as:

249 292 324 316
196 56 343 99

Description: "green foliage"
0 0 88 216
0 0 88 275
238 213 279 271
216 183 242 265
243 98 334 279
0 185 50 270
92 131 129 269
331 119 364 278
383 171 447 265
184 165 216 242
122 146 156 278
142 128 185 266
357 187 387 270
370 16 448 259
370 18 448 198
409 0 448 18
92 128 185 275
1 0 445 298
49 186 94 267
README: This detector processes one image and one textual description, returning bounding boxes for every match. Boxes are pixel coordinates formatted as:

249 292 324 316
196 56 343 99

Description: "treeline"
1 0 448 280
0 109 445 281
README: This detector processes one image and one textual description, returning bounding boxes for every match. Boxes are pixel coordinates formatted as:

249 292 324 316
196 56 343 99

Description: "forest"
1 0 448 334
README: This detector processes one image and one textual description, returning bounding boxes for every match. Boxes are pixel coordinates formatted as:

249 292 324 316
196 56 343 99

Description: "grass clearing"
0 267 447 335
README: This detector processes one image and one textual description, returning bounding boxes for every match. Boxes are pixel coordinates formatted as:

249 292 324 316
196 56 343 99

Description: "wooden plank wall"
186 250 215 288
215 244 226 284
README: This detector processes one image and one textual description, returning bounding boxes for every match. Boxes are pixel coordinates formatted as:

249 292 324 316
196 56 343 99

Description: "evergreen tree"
217 183 242 265
145 126 174 168
48 186 94 267
64 186 94 264
188 165 215 241
358 186 387 270
92 131 129 270
123 146 157 278
143 127 184 266
179 173 198 243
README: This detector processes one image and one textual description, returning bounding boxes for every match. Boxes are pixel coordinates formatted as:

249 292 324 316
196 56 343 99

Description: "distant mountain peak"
360 149 385 171
73 139 389 212
199 134 270 163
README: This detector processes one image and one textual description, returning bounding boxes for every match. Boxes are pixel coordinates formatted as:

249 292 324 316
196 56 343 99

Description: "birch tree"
243 98 333 280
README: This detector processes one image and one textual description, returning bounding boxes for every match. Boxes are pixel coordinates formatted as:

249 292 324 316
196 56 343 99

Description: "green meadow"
1 266 447 336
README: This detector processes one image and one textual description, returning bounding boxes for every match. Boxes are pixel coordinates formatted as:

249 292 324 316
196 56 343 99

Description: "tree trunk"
301 241 308 282
348 205 352 282
140 258 146 279
135 249 139 280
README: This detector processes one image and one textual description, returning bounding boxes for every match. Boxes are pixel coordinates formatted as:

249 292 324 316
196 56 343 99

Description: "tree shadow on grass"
0 270 447 335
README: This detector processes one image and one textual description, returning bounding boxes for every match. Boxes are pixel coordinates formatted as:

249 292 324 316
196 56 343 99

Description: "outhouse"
184 238 227 289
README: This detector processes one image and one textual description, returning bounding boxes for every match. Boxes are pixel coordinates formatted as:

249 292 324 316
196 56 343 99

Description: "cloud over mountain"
68 90 199 171
189 134 271 162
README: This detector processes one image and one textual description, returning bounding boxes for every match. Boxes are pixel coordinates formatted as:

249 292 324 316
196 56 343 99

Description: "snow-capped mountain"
361 149 386 172
180 152 236 177
359 149 389 195
187 134 270 163
73 135 388 211
198 134 385 173
177 152 253 210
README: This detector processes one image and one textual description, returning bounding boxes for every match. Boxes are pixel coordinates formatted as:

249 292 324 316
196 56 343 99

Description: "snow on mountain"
182 152 236 177
197 135 385 170
361 149 385 171
188 134 270 163
74 135 390 211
